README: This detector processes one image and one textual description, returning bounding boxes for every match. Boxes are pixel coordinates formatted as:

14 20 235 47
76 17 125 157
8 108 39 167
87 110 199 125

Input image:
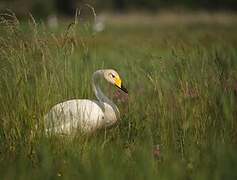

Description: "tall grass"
0 12 237 179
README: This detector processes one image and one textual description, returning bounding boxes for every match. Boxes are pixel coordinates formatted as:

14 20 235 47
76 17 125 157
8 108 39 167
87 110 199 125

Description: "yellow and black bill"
115 78 128 94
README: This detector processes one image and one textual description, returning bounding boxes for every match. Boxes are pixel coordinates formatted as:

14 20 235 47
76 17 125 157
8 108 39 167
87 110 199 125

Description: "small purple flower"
153 144 160 159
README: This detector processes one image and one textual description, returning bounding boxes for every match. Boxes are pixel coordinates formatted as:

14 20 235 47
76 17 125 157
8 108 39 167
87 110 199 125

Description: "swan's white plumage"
44 69 127 134
45 99 117 133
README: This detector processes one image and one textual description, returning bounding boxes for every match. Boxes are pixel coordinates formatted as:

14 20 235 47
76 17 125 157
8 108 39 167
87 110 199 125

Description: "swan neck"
92 70 108 103
92 70 120 118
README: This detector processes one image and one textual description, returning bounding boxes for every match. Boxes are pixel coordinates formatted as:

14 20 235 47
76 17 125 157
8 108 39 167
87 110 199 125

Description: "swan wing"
45 99 105 133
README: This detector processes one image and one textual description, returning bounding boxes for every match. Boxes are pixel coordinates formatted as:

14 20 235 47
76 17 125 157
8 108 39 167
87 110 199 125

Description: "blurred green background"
0 0 237 18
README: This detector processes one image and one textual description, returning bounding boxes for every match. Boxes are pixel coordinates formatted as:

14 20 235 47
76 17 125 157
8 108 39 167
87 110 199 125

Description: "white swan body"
45 99 117 133
44 69 128 134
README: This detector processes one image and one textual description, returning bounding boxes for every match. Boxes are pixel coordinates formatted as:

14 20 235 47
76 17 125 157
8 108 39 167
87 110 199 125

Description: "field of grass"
0 12 237 179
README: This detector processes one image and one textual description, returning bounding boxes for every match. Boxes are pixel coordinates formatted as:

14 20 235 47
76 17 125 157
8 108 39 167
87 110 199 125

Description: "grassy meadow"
0 12 237 179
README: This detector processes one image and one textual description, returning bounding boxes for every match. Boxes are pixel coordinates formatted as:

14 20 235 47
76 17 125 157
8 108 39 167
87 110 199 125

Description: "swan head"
103 69 128 94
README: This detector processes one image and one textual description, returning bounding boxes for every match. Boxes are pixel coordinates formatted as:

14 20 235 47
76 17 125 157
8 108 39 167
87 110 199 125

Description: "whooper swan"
44 69 128 134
